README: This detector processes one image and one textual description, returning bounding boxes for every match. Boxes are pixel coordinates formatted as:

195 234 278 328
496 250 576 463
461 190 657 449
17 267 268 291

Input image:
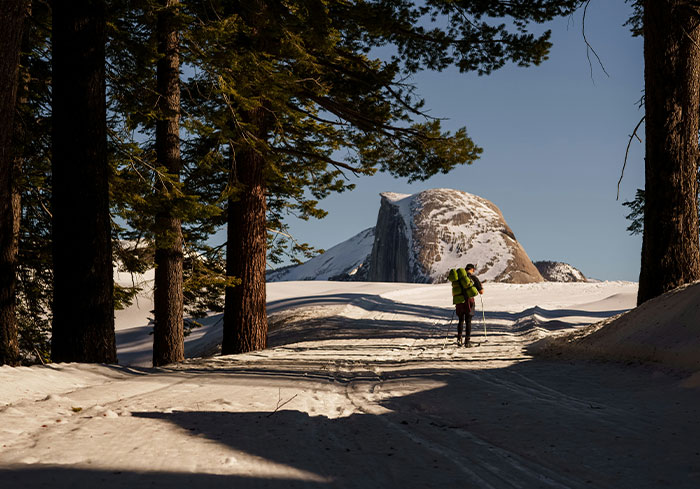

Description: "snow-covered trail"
2 281 700 488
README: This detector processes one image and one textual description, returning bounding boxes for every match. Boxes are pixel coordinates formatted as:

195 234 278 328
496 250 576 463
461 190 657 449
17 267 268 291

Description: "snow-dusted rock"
269 188 544 284
534 261 587 282
367 189 543 283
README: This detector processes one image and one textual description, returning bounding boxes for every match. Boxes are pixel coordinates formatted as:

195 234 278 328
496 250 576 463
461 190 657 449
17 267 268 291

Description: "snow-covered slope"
267 228 374 281
534 260 587 282
532 280 700 373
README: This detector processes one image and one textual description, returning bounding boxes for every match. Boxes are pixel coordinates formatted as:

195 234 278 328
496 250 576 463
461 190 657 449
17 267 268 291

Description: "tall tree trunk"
638 1 700 305
152 0 184 366
51 0 116 363
0 0 27 366
223 112 268 354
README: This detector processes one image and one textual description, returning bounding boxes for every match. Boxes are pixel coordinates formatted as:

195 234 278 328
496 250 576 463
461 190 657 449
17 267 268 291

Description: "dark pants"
456 299 474 344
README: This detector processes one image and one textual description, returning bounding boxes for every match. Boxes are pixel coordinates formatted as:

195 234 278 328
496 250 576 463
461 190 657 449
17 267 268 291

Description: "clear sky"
279 1 645 282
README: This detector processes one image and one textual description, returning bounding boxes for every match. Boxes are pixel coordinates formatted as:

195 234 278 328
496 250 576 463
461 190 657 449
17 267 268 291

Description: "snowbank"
530 280 700 373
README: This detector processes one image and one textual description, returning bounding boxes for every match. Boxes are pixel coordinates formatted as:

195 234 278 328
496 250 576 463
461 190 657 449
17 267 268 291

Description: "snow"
114 268 155 331
532 279 700 372
267 228 375 282
421 190 515 282
3 279 700 488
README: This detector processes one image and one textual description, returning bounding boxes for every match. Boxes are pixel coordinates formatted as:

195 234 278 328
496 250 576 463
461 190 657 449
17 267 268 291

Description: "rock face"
367 189 543 283
534 261 587 282
367 194 411 282
267 188 544 284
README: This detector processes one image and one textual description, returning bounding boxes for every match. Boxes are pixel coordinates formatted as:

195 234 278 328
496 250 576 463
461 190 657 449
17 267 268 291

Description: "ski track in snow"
2 281 700 488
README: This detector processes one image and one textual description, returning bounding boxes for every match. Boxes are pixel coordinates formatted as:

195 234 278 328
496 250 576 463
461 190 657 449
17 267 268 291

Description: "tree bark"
0 0 27 366
152 0 184 366
638 1 700 305
223 112 268 354
51 0 116 363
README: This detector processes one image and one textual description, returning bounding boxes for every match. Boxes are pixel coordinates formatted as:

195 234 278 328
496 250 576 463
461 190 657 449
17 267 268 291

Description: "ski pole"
480 295 487 341
443 310 455 348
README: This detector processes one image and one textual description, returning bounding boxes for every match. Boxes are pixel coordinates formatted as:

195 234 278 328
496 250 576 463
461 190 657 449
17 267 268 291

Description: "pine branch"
275 145 363 176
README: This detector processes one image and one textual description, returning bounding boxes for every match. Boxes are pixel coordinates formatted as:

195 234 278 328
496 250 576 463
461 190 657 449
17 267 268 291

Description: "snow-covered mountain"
367 189 543 283
269 188 544 283
267 227 374 281
534 260 587 282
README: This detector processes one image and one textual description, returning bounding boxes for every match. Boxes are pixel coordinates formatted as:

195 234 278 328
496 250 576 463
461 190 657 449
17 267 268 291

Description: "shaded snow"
531 279 700 373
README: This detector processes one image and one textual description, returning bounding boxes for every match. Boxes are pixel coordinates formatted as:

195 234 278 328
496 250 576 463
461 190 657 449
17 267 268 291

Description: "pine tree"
107 0 227 365
152 0 185 366
183 0 584 354
0 0 29 366
637 1 700 305
51 0 117 363
13 1 53 365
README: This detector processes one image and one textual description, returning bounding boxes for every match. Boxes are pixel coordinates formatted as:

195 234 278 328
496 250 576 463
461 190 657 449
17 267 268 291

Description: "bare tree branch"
618 115 645 200
582 0 610 83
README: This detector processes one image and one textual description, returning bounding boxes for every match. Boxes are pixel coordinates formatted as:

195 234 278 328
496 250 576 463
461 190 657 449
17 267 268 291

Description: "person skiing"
448 264 484 347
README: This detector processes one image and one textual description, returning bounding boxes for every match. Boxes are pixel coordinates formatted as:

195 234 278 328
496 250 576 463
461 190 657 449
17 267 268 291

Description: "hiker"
448 264 484 347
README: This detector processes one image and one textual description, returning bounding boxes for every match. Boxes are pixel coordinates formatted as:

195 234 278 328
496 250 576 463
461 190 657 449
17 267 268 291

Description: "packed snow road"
2 281 700 488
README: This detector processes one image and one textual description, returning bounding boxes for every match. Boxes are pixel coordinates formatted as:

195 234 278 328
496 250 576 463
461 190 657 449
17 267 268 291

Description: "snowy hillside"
534 260 587 282
533 279 700 373
267 228 374 282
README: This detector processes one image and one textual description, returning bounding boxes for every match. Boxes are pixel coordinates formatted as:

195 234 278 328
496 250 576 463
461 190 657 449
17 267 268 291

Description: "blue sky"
279 1 645 282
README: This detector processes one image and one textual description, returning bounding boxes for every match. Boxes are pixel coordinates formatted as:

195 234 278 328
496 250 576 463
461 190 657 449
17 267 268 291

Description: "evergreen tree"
152 0 185 366
107 0 227 365
51 0 117 363
183 0 584 354
636 0 700 305
0 0 29 366
14 1 53 365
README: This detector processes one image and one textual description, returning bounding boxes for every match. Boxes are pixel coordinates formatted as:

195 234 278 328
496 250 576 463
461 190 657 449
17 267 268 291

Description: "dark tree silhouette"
152 0 185 366
637 0 700 305
0 0 28 366
51 0 116 363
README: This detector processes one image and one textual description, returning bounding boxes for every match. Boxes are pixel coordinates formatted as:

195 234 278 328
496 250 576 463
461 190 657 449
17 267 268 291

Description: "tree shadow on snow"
266 293 630 349
4 360 700 488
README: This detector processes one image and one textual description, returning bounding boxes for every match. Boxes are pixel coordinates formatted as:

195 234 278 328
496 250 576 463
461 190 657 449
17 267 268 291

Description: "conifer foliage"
11 1 53 366
0 0 28 366
0 0 586 365
183 0 585 354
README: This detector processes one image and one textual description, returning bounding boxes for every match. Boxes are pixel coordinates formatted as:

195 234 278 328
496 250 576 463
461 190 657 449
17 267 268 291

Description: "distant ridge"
534 261 587 282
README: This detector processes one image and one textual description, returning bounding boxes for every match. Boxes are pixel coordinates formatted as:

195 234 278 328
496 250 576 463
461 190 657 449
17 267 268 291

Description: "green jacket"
448 268 479 305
